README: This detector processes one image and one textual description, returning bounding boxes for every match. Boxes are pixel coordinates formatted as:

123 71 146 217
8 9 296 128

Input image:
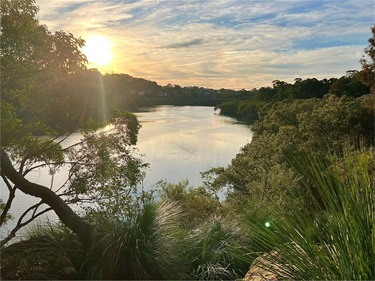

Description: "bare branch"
0 172 16 226
0 203 53 248
1 172 13 192
22 161 95 176
1 150 93 246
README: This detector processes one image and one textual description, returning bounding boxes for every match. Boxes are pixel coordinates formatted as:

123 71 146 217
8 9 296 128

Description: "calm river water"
0 106 252 239
136 106 252 187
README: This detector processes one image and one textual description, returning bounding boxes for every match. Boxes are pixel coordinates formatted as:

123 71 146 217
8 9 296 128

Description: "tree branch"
0 172 16 226
0 203 53 248
0 150 92 246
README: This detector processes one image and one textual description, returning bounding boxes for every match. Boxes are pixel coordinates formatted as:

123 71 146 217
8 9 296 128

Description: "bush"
185 216 251 280
85 201 187 280
247 146 374 280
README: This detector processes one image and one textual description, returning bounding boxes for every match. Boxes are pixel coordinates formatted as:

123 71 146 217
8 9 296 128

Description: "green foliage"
1 0 88 139
215 100 241 116
9 200 254 280
237 100 265 120
1 235 78 280
297 95 374 148
255 86 277 101
158 180 222 228
215 99 265 121
185 216 251 280
213 132 301 216
254 94 374 148
215 76 369 122
66 116 147 217
358 25 375 94
19 202 187 280
0 0 147 247
329 75 370 97
85 201 187 280
1 0 94 153
1 0 86 78
211 95 374 220
247 146 374 280
290 78 331 99
25 221 85 274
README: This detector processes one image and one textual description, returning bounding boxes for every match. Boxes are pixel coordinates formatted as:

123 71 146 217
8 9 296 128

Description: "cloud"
34 0 373 89
165 38 205 49
36 0 134 32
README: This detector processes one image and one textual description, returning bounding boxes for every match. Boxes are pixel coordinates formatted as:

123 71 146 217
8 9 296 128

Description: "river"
136 106 252 187
0 105 252 239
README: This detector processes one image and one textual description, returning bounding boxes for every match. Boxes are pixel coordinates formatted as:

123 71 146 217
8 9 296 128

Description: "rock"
244 243 306 281
244 253 281 281
1 236 78 280
60 266 79 279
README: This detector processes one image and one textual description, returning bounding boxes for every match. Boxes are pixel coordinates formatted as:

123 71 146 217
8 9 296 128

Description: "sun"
82 35 113 67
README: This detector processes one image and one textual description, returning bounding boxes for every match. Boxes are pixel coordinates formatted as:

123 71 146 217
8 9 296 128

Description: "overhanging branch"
0 149 92 245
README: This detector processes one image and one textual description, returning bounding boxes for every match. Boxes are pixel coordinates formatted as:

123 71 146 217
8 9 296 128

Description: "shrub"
247 146 374 280
185 216 251 280
85 201 187 280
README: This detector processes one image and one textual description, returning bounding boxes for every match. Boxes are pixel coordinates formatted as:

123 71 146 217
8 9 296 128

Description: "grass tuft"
248 145 374 280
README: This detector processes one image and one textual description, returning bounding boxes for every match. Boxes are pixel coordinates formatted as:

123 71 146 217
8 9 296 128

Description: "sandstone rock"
244 253 281 281
244 243 307 281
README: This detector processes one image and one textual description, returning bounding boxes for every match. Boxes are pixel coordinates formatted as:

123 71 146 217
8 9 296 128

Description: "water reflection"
135 105 252 188
0 106 252 239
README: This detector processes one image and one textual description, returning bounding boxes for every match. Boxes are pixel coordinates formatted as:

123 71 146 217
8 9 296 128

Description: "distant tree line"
19 68 256 134
215 73 370 122
37 66 371 133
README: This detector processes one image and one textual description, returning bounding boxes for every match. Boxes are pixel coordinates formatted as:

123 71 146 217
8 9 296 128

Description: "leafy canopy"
0 0 146 246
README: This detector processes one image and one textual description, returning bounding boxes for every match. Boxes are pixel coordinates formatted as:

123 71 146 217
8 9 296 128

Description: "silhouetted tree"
358 26 375 94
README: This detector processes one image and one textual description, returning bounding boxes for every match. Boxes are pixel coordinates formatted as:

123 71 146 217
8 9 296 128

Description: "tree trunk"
0 150 93 247
1 150 141 278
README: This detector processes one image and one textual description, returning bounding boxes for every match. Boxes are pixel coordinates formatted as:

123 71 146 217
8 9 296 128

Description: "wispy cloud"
165 38 205 49
35 0 373 89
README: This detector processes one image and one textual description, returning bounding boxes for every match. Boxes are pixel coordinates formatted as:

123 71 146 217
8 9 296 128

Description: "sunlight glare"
82 35 113 66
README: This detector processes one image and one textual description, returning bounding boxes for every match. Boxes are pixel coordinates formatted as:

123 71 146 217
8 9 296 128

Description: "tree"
329 75 370 97
358 26 375 95
210 95 374 218
291 78 327 99
254 87 276 101
273 80 293 100
0 0 145 254
1 0 88 246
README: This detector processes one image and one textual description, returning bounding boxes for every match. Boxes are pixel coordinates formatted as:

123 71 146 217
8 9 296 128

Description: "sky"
35 0 374 90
